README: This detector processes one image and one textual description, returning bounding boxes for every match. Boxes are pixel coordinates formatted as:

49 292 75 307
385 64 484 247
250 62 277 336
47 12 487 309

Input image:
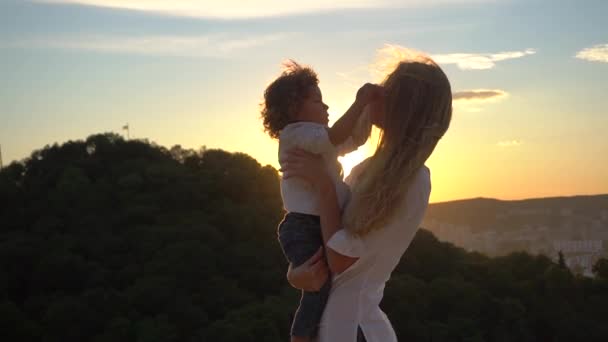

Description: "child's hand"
355 83 385 106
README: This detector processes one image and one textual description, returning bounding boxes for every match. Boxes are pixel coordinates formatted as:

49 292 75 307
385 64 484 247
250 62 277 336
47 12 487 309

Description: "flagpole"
122 123 130 140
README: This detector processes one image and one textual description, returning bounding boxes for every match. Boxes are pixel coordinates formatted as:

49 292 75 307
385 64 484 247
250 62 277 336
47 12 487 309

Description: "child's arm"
328 83 383 146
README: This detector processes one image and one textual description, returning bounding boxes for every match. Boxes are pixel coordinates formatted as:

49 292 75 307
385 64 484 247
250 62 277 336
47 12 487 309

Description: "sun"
339 149 367 178
338 127 381 177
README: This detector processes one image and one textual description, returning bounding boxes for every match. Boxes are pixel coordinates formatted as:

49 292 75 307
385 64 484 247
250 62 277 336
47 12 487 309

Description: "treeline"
1 133 607 341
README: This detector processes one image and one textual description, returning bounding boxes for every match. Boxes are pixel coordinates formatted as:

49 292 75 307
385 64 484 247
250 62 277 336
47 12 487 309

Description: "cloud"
432 48 536 70
369 44 536 76
453 89 508 102
10 33 288 57
33 0 498 19
575 44 608 63
365 46 512 108
497 140 523 147
452 89 508 113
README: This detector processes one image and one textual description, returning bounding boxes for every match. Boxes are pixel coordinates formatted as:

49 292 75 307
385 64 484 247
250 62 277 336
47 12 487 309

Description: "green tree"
592 258 608 279
558 250 567 269
2 133 607 341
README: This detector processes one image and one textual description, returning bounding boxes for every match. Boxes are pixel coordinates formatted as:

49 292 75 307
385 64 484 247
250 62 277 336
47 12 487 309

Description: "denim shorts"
277 212 331 338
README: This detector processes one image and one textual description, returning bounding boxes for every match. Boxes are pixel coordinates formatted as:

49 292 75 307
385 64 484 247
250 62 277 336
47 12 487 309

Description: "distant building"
422 196 608 277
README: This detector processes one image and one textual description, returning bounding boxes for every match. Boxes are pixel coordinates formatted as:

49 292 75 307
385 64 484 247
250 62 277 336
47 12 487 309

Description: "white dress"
315 161 432 342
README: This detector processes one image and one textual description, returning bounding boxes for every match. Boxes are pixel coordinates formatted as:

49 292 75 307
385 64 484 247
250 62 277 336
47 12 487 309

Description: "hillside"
422 195 608 279
1 133 608 342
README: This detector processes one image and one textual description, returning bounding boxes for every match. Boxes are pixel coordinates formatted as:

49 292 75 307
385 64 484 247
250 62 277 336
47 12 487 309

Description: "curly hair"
261 60 319 139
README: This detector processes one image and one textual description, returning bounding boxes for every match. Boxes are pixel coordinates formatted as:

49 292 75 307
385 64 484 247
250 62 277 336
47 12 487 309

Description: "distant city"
422 195 608 276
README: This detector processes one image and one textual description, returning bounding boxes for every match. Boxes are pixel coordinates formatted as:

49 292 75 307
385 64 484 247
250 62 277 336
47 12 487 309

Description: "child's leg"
277 213 328 340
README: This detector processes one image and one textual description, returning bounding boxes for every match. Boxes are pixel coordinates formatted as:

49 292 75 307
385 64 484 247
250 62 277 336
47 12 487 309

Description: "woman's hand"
286 246 329 291
280 149 332 189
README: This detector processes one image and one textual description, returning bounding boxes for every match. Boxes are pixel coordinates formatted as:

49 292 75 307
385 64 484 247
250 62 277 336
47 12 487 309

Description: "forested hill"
2 133 608 342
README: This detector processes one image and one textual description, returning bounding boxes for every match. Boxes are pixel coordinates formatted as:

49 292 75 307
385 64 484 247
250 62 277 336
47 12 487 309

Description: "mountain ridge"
430 194 608 206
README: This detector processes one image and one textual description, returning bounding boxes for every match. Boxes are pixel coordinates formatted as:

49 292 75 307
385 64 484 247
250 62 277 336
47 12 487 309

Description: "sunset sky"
1 0 607 203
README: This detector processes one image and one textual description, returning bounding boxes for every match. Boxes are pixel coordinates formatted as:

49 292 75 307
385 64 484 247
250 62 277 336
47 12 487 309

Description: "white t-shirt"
314 161 432 342
279 112 371 215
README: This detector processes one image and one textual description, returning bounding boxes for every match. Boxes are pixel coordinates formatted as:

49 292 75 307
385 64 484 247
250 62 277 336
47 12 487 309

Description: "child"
261 60 382 342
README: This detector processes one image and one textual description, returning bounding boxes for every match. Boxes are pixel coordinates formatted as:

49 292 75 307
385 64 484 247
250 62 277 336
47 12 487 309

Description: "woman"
281 53 453 342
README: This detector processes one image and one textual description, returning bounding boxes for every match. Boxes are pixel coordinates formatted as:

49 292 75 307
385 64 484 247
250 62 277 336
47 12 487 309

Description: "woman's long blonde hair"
343 54 452 237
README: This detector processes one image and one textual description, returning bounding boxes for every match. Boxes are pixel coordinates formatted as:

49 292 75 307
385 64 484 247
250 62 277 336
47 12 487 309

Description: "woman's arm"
315 176 359 274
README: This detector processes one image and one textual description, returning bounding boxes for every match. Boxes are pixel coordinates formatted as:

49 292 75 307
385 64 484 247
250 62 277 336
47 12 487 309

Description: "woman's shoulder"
399 165 431 220
415 165 431 189
374 165 431 236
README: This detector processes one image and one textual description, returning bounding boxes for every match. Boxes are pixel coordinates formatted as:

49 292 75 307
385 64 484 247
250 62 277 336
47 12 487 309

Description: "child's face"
295 85 329 125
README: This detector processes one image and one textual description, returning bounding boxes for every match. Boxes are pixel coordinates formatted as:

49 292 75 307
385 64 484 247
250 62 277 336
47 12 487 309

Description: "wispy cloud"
452 89 508 113
33 0 498 19
432 48 536 70
453 89 508 102
344 44 518 108
9 33 288 57
575 43 608 63
497 140 523 147
369 44 536 77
